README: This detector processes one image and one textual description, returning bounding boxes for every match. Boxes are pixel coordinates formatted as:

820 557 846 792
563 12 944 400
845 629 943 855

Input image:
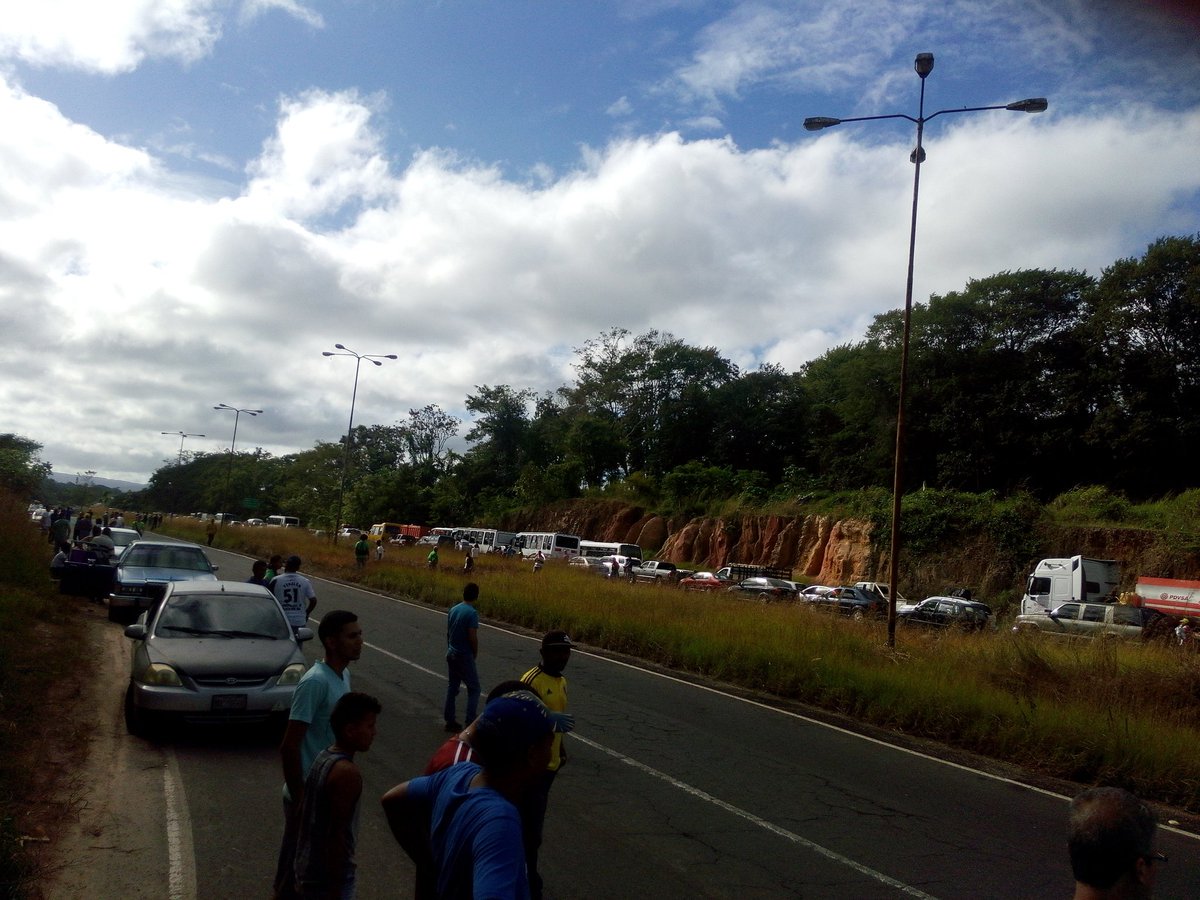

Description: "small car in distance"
107 540 219 623
678 572 728 592
897 596 993 631
803 586 885 619
123 581 313 736
728 577 798 601
799 585 835 601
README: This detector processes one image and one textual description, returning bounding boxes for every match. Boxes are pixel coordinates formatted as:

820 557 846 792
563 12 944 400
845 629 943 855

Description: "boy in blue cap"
382 694 556 899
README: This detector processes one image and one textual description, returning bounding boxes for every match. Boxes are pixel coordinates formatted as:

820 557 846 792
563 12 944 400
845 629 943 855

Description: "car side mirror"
295 626 315 643
211 565 220 572
124 623 147 640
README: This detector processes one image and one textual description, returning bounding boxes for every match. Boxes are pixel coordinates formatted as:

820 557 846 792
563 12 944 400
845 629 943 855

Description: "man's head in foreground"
1068 786 1161 899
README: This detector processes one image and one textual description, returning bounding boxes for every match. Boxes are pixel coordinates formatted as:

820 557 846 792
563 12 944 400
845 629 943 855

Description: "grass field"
164 518 1200 812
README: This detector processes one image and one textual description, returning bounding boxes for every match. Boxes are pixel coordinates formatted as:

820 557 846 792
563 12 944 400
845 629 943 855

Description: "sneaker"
444 720 463 732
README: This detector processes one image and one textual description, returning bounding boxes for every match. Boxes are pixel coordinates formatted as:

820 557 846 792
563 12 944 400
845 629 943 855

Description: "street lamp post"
804 52 1046 648
323 344 397 544
213 404 263 523
161 431 205 516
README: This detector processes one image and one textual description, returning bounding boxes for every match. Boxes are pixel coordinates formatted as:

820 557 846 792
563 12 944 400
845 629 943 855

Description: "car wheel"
851 607 866 621
124 685 157 738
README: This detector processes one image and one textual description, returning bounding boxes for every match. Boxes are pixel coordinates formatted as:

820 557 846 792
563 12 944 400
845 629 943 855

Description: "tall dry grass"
163 519 1200 810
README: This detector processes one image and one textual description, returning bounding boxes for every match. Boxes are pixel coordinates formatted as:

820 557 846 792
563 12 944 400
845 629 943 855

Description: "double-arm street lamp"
161 430 205 516
162 430 206 467
323 344 397 543
213 404 263 522
804 52 1047 648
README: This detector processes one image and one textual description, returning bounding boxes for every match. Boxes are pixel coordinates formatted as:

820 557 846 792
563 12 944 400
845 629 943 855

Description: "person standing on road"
50 514 72 554
205 517 217 546
247 559 270 587
443 582 481 733
354 533 370 569
1068 786 1161 899
271 555 318 630
293 691 381 900
266 554 284 582
274 610 364 900
518 631 573 900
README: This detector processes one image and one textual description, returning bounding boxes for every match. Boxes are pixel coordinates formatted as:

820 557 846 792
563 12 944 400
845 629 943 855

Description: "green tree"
0 434 52 497
1085 235 1200 497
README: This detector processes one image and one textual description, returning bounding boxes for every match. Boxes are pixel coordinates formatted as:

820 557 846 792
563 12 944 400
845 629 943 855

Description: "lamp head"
334 343 346 350
322 351 334 357
384 354 398 360
914 53 934 78
803 117 841 131
1006 97 1048 113
371 359 383 366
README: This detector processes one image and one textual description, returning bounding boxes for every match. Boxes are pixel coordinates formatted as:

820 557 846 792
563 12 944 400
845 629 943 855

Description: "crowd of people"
267 575 575 900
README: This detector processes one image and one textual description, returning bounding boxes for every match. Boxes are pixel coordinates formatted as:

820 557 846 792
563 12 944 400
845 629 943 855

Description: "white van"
265 515 300 528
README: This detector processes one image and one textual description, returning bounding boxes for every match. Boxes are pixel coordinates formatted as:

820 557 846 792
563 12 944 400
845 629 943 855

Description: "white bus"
456 527 517 554
579 540 643 562
514 531 582 559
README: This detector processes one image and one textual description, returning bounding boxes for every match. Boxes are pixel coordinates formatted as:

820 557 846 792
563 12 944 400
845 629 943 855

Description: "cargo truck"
1019 556 1120 616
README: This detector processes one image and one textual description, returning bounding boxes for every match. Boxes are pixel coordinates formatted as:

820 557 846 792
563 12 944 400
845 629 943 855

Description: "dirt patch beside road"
24 600 171 899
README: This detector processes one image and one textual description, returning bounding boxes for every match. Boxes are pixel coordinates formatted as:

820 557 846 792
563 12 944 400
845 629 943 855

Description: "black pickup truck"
715 563 794 582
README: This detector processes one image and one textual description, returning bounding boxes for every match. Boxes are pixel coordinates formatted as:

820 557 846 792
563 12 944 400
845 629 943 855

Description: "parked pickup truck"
630 560 693 583
715 563 793 582
1012 601 1165 640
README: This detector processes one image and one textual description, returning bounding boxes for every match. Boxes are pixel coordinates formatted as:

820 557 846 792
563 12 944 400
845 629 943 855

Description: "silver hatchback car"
123 581 313 735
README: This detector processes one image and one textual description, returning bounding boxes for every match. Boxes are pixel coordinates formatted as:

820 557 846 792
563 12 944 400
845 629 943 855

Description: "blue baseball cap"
477 695 558 746
496 690 575 733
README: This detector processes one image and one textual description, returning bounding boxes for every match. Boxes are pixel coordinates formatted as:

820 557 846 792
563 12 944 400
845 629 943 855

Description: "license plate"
212 694 247 711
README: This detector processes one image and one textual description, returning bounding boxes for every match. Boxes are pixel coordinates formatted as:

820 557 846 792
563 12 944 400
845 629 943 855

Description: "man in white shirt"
270 555 318 629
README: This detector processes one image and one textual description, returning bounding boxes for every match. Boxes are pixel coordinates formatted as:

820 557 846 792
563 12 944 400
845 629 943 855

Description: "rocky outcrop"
503 500 883 584
660 513 881 583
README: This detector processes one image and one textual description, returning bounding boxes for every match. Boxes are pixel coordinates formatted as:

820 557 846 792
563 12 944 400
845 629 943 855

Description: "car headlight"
138 663 183 686
276 663 306 686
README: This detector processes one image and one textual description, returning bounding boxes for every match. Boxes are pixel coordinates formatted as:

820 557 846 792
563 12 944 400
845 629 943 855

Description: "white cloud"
0 0 222 73
239 0 324 29
606 96 633 117
0 76 1197 482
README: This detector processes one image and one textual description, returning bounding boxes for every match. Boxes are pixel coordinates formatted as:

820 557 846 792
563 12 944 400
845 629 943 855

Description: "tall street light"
804 52 1047 648
323 344 397 544
213 404 263 522
161 430 205 516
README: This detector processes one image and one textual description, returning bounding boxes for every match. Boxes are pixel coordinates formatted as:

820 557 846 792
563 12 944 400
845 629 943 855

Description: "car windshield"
155 593 291 639
122 546 212 571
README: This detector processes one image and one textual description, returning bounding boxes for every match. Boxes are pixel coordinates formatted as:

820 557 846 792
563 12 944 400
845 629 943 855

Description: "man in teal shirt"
443 582 481 732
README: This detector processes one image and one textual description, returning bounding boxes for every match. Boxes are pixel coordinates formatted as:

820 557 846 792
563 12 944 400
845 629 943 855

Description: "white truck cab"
1020 556 1119 616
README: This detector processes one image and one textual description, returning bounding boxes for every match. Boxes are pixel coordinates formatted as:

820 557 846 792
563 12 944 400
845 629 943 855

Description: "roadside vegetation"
166 519 1200 812
0 493 90 898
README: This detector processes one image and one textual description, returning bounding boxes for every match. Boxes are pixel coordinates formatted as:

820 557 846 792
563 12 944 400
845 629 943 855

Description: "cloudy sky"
3 0 1199 484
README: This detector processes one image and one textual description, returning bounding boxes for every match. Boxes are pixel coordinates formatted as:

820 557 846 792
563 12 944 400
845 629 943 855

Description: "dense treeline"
35 234 1200 530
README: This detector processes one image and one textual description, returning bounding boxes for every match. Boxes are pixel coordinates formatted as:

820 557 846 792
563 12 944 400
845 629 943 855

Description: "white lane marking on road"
362 636 936 895
163 749 197 900
571 731 939 898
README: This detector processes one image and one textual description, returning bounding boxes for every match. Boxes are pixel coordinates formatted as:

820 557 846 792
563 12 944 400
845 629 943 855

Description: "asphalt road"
101 543 1200 899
